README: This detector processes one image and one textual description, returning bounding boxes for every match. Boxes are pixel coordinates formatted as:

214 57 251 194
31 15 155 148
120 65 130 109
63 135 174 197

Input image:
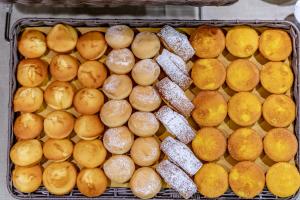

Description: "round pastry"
74 115 105 140
77 168 108 197
194 163 228 198
130 137 160 166
228 92 261 126
264 128 298 162
128 112 159 137
12 165 42 193
76 31 107 60
131 32 161 59
262 94 295 127
50 54 79 81
228 128 263 161
18 29 47 58
78 61 107 88
13 113 43 139
191 59 226 90
266 162 300 197
259 29 292 61
17 58 48 87
190 26 226 58
225 26 259 58
129 86 161 112
43 139 73 162
130 167 162 199
73 88 104 115
10 139 43 167
131 59 160 86
46 24 78 53
260 62 293 94
105 25 134 49
103 126 134 154
44 111 74 139
102 74 133 100
44 81 75 110
103 155 135 184
226 59 259 92
100 100 132 128
105 48 135 74
13 87 43 112
73 140 107 168
192 91 227 127
192 127 226 161
43 161 77 195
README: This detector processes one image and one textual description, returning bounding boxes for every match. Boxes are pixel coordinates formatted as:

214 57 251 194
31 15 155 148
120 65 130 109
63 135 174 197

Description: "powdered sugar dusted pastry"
105 48 135 74
102 74 132 100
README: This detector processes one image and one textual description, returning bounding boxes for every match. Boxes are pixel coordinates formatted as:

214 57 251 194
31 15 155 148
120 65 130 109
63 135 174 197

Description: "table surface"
0 0 297 199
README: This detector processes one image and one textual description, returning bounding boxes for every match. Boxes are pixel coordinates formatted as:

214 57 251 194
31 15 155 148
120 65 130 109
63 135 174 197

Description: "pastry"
158 49 189 75
131 32 160 59
43 138 73 162
192 127 226 162
129 85 161 112
264 128 298 162
13 87 43 112
228 128 263 161
74 115 104 140
50 54 79 81
102 74 133 100
105 25 134 49
130 167 162 199
103 126 134 154
13 113 43 139
228 92 261 126
155 106 195 144
100 99 132 127
259 29 292 61
262 94 295 127
226 59 259 92
78 61 107 88
128 111 159 137
103 155 135 184
130 137 160 166
192 91 227 127
105 48 135 74
260 62 293 94
131 59 160 86
191 59 226 90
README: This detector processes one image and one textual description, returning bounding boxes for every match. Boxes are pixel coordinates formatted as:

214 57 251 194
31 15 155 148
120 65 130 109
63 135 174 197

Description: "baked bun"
13 113 43 139
78 61 107 88
74 115 104 140
17 58 48 87
13 87 43 112
102 74 133 100
43 138 73 161
128 112 159 137
131 59 160 86
105 48 135 74
105 25 134 49
131 32 160 59
10 139 42 167
100 100 132 127
50 54 79 81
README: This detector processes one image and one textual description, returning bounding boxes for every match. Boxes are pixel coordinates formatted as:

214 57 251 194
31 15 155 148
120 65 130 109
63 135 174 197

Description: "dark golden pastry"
50 54 79 81
78 61 107 88
105 25 134 49
13 87 43 112
74 115 104 140
43 138 73 162
13 113 43 140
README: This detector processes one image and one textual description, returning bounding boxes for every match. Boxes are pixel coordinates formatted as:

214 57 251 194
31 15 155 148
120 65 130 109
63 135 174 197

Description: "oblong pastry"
128 112 159 137
74 115 104 140
102 74 133 100
78 61 107 88
43 138 73 162
13 87 43 112
105 48 135 74
131 59 160 86
13 113 43 139
50 54 79 81
105 25 134 49
131 31 160 59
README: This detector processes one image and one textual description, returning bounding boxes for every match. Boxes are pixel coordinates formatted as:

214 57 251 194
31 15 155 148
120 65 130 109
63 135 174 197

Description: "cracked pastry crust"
13 87 44 112
74 115 104 140
78 60 107 88
13 113 43 140
50 54 79 82
43 138 73 162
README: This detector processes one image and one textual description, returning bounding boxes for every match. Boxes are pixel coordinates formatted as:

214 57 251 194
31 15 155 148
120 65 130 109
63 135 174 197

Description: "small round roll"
131 32 160 59
50 54 79 81
102 74 133 100
78 61 107 88
131 59 160 86
105 25 134 49
128 112 159 137
13 87 43 112
43 138 73 162
13 113 43 140
74 115 105 140
105 48 135 74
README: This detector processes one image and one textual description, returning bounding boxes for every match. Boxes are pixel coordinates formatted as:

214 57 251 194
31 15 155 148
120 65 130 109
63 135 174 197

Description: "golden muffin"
259 29 292 61
194 163 228 198
102 74 133 100
10 139 43 167
18 29 47 58
12 165 42 193
192 127 227 161
262 94 295 127
17 58 48 87
43 161 77 195
105 48 135 74
13 87 43 112
73 88 104 115
266 162 300 197
105 25 134 49
226 26 259 58
226 59 259 92
44 111 74 139
50 54 79 81
78 61 107 88
228 128 263 161
46 24 78 53
264 128 298 162
74 115 104 140
43 139 73 162
77 168 108 197
131 59 161 86
44 81 75 110
128 112 160 137
73 140 107 168
190 26 225 58
228 92 261 126
191 59 226 90
260 62 293 94
229 161 265 198
13 113 43 139
192 91 227 127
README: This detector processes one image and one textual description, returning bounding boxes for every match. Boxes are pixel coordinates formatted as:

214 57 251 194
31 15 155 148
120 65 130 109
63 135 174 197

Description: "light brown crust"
105 48 135 74
78 61 107 88
13 113 43 140
131 32 160 59
128 112 159 137
13 87 44 112
102 74 133 100
105 25 134 49
43 138 73 161
74 115 104 140
50 54 79 81
131 59 160 86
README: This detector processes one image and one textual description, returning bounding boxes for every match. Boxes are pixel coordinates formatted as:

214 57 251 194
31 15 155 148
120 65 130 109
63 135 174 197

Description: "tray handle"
5 4 12 42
